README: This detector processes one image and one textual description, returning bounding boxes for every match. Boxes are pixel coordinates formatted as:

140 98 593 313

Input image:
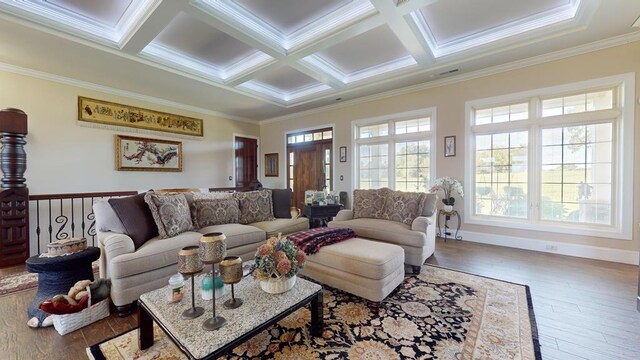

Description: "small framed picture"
444 136 456 157
265 153 278 177
339 146 347 162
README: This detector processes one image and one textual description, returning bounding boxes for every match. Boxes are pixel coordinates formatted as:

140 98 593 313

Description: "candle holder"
177 246 204 319
199 232 227 331
219 256 243 309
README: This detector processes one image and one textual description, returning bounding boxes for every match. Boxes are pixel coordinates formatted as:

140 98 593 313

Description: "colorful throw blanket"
288 228 357 255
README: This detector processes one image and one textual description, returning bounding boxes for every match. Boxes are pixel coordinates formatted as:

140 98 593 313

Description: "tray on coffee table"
138 271 323 360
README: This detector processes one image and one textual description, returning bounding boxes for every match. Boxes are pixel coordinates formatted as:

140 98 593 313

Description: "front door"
235 136 258 189
287 128 333 208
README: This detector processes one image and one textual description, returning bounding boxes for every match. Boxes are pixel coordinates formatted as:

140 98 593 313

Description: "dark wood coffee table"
138 272 323 359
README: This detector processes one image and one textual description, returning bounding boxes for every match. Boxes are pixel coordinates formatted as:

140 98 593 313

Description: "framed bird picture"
116 135 182 172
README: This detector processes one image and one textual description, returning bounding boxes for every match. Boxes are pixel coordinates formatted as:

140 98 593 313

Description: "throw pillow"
421 192 437 217
383 189 426 225
144 192 194 239
108 193 159 249
352 188 389 219
192 198 240 228
192 192 233 200
271 188 292 219
233 189 275 224
93 198 126 234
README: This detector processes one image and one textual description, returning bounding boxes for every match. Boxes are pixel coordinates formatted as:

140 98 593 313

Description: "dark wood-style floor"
1 239 638 360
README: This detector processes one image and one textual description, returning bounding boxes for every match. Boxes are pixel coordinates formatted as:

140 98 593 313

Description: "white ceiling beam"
370 0 434 66
289 62 346 89
120 0 189 54
392 0 439 16
184 5 285 59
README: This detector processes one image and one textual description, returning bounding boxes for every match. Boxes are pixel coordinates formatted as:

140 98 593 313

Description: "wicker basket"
52 287 110 335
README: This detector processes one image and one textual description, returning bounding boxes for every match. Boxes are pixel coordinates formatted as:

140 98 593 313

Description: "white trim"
0 61 256 124
464 73 635 240
461 230 639 265
259 32 640 124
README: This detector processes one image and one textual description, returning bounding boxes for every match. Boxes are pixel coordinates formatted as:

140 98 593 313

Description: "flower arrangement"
253 233 305 281
429 177 464 206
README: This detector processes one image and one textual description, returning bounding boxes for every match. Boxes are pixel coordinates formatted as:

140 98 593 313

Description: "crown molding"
0 61 257 124
260 32 640 124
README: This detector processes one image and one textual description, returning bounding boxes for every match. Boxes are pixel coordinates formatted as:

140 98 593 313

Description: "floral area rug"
0 262 99 296
88 265 541 360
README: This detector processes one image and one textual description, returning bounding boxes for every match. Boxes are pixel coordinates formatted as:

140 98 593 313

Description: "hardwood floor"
1 238 638 360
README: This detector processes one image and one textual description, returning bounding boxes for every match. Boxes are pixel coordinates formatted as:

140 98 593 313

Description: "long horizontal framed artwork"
78 97 203 137
116 135 182 172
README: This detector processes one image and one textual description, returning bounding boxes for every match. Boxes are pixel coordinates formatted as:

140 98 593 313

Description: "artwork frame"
265 153 279 177
79 97 203 137
444 136 456 157
116 135 182 172
339 146 347 162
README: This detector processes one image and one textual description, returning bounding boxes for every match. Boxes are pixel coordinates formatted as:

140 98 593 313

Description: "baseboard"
458 230 639 265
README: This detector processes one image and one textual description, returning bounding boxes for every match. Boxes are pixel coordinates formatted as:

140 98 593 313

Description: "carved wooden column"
0 108 29 267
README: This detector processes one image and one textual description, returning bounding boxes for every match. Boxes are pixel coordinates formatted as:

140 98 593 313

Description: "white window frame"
464 73 635 240
352 108 437 193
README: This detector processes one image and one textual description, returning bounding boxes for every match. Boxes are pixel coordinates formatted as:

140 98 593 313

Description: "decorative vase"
260 275 297 294
443 205 453 212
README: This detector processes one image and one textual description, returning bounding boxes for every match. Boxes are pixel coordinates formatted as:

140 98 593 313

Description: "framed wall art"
265 153 279 177
444 136 456 157
116 135 182 172
339 146 347 162
79 97 203 137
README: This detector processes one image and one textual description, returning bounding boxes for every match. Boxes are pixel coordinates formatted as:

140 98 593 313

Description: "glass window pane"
322 131 332 139
313 132 322 141
475 108 492 125
586 90 613 111
296 135 303 143
304 133 312 142
359 124 388 138
564 94 586 114
493 106 509 123
510 103 528 121
542 98 563 117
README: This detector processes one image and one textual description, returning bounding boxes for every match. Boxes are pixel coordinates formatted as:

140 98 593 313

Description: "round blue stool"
25 247 100 327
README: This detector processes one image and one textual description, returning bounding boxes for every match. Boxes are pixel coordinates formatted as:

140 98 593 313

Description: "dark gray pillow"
271 189 292 219
108 193 159 249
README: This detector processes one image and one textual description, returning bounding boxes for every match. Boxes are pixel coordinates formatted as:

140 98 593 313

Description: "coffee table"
138 272 323 359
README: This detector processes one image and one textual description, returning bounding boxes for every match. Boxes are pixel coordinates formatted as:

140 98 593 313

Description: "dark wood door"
235 136 258 189
289 143 332 208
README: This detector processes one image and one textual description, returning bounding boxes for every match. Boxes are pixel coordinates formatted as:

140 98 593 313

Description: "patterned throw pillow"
192 192 233 200
352 188 390 220
192 198 240 228
382 189 426 225
233 189 275 224
144 192 194 239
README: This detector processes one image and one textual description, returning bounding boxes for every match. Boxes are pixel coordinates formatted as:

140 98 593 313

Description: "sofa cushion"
383 189 426 225
329 218 427 247
352 188 389 220
271 189 292 219
108 193 159 249
250 217 309 238
197 223 266 248
422 193 437 217
233 189 275 224
109 231 202 279
192 198 240 228
93 198 126 234
144 192 194 239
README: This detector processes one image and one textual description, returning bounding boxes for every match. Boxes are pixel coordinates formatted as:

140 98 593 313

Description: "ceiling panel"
45 0 133 27
421 0 571 45
315 25 411 74
233 0 354 36
151 12 261 70
250 66 320 93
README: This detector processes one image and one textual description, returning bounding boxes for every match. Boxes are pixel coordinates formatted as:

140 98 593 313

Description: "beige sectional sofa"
328 188 437 274
95 188 307 316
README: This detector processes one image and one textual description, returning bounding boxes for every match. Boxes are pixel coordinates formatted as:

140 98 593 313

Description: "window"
466 74 634 239
355 110 435 192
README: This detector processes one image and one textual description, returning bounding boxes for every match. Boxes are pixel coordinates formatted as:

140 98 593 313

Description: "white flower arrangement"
429 177 464 206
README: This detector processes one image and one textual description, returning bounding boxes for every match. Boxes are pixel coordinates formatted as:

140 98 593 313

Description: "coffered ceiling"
0 0 638 121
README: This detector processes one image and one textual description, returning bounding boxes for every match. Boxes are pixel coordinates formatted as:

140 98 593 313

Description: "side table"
25 246 100 327
436 209 462 241
303 204 343 228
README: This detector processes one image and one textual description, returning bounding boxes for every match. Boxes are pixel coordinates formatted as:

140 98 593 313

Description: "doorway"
235 136 258 189
286 128 333 208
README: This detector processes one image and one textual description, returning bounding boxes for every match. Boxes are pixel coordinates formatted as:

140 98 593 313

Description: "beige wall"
260 41 640 257
0 70 259 194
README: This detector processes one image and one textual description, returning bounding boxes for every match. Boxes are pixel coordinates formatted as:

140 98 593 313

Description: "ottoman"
300 238 405 302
